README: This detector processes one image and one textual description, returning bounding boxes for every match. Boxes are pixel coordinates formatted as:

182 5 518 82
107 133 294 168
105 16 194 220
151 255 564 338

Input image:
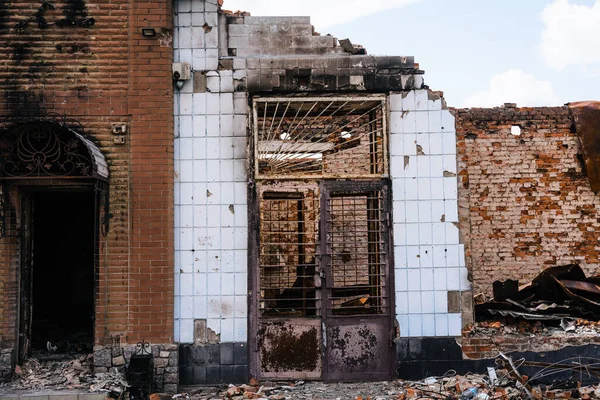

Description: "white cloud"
463 69 561 108
539 0 600 71
221 0 422 30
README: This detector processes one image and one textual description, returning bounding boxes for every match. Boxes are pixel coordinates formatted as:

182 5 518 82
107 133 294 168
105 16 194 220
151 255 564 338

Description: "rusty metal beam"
569 101 600 192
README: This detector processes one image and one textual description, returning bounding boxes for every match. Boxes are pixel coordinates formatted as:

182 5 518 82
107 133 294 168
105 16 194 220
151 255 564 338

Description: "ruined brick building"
0 0 177 391
1 0 599 392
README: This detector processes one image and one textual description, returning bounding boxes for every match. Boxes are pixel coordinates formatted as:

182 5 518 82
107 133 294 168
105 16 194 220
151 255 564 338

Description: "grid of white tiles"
174 0 249 344
389 90 470 337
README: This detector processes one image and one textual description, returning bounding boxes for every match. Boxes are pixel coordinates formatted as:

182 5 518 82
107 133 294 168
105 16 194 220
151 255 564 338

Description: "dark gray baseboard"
179 342 248 385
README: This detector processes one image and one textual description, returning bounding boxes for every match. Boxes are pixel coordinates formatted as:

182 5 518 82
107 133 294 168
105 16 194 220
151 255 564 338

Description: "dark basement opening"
30 190 95 353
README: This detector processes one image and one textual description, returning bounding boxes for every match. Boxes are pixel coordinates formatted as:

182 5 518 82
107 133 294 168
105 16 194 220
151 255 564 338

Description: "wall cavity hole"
511 125 522 136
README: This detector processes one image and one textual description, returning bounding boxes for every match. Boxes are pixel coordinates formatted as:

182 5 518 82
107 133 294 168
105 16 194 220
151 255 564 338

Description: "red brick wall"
0 0 174 352
461 332 600 360
456 106 600 298
127 0 174 344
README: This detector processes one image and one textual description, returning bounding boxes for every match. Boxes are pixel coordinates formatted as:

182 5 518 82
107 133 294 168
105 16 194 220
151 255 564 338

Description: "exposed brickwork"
0 0 174 383
127 0 174 345
461 333 600 360
455 106 600 298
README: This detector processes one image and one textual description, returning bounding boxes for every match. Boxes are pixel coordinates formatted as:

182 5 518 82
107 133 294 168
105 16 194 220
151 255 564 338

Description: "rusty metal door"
254 187 323 380
252 181 393 381
320 180 393 381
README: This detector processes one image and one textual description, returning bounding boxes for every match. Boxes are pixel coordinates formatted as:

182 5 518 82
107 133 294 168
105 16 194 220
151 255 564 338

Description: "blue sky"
223 0 600 108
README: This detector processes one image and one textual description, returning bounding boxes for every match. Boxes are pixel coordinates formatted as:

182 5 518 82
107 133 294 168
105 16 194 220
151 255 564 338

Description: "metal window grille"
327 191 387 315
253 97 388 179
259 191 319 316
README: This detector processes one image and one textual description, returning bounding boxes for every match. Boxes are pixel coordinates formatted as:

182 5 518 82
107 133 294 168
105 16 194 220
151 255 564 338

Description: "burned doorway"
249 96 394 382
0 120 109 362
28 190 95 352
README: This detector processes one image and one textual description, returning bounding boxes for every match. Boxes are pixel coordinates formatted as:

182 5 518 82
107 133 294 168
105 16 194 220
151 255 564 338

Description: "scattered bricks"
227 386 242 397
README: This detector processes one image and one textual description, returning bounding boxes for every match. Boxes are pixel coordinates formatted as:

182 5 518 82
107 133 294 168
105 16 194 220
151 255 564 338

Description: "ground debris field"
178 367 600 400
0 351 128 395
5 351 600 399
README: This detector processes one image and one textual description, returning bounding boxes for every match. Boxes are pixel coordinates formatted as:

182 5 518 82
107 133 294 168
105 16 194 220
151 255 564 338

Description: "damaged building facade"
0 0 178 391
456 102 600 361
2 0 599 392
173 0 469 384
174 0 600 384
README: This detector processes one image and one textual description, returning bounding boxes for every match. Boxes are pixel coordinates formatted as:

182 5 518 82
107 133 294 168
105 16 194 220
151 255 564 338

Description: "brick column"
127 0 175 345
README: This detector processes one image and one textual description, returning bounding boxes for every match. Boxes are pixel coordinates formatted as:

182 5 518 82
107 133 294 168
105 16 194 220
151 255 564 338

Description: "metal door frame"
249 179 395 381
320 179 394 382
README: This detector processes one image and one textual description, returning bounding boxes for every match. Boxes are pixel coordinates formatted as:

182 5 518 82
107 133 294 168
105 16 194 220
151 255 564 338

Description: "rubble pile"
477 264 600 322
466 318 600 337
0 352 129 395
176 365 600 400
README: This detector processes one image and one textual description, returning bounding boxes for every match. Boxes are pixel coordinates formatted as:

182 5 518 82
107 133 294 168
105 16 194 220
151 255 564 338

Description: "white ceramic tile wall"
174 0 248 344
174 0 468 343
390 90 470 338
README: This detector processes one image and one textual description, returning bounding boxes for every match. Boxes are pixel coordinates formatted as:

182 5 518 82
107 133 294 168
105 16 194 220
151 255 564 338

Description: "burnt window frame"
252 96 389 181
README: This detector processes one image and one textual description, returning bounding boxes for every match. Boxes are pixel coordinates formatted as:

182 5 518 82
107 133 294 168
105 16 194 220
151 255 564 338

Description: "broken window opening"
253 97 387 179
259 190 319 317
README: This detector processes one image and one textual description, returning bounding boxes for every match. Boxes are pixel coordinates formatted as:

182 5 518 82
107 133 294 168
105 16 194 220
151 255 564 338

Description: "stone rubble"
5 352 600 400
173 372 600 400
0 352 129 395
467 318 600 337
